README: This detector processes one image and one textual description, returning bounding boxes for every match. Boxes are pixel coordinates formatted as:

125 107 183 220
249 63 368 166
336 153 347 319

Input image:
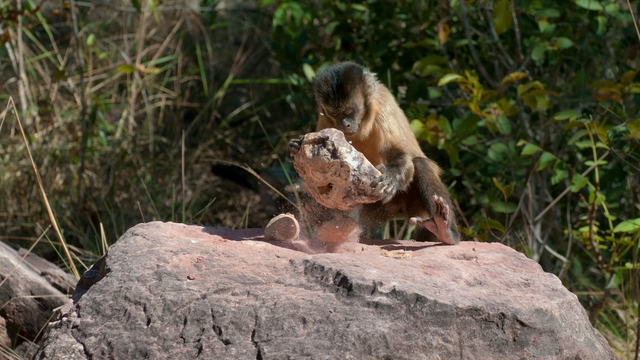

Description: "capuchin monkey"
290 62 460 245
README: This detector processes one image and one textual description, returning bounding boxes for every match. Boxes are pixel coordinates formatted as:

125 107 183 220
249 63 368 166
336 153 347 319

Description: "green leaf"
491 201 517 214
575 0 603 11
554 109 579 121
568 129 588 145
351 4 367 11
556 37 574 49
500 71 528 88
538 19 556 35
613 218 640 233
626 83 640 93
131 0 142 13
324 21 339 34
570 173 588 192
584 160 608 166
517 81 545 96
260 0 279 6
551 160 569 185
86 34 95 46
495 115 511 135
116 65 136 73
604 3 620 14
596 15 607 35
538 8 561 17
493 177 515 199
488 142 510 162
438 73 465 86
574 140 593 149
493 0 513 35
302 63 315 82
522 93 550 113
536 151 556 171
454 115 478 140
478 218 506 233
410 119 425 138
461 135 478 146
428 88 442 99
531 46 547 62
52 68 66 81
444 142 460 167
520 142 542 156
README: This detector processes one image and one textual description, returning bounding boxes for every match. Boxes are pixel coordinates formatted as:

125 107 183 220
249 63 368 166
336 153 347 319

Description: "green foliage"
266 0 640 353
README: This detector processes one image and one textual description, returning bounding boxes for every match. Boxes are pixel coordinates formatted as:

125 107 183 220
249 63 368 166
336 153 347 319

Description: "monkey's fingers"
371 177 396 203
285 138 303 162
380 191 395 204
371 175 388 192
375 164 387 173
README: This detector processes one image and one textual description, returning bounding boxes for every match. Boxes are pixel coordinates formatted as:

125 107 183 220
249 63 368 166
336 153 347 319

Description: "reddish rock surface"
287 128 383 210
36 222 615 359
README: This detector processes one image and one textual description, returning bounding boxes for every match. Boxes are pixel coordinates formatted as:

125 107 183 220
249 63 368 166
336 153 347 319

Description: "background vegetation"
1 0 639 357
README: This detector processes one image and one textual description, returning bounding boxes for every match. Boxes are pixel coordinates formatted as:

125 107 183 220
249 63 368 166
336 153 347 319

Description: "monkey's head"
313 62 377 136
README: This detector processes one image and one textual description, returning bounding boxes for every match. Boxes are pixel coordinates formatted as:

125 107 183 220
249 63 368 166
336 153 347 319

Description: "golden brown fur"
313 62 460 245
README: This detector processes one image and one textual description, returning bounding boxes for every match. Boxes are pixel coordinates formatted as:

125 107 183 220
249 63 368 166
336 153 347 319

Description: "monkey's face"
319 102 363 136
314 62 374 138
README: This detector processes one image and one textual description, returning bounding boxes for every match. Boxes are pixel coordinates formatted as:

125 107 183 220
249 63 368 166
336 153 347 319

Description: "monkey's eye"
343 108 354 116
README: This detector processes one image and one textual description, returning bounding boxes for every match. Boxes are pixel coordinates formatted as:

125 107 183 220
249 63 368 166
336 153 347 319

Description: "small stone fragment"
381 250 413 259
187 275 195 280
315 217 362 251
264 213 300 242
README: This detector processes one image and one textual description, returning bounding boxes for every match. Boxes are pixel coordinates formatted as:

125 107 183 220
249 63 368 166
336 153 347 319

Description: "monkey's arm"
371 146 415 204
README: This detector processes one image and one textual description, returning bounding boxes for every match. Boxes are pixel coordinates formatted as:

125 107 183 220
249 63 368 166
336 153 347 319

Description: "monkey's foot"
410 195 456 245
265 213 300 242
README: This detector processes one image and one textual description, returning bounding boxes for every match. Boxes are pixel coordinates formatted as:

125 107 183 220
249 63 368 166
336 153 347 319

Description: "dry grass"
0 0 297 266
1 0 637 357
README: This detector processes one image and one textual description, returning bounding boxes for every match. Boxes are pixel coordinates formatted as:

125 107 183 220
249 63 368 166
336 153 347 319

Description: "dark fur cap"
313 62 377 109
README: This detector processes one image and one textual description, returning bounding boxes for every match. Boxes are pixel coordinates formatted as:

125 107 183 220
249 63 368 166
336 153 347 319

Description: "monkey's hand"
371 164 404 204
286 135 305 163
409 195 459 245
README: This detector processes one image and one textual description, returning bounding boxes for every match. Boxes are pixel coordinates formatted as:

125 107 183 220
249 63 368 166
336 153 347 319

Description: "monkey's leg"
410 195 459 245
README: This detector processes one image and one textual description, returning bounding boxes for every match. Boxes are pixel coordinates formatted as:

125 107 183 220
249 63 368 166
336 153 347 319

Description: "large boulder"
35 222 614 359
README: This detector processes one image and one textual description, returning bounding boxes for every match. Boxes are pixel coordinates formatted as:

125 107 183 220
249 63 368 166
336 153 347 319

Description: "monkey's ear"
363 69 377 96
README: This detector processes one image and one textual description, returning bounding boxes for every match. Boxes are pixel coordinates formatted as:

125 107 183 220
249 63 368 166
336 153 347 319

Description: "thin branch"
459 0 500 88
483 5 515 69
580 193 606 271
534 151 610 222
627 0 640 43
16 0 28 116
510 0 523 62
